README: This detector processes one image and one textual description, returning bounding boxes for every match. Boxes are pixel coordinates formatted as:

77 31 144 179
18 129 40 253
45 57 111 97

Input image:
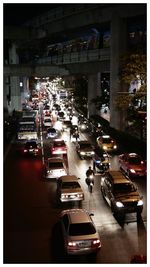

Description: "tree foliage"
115 52 146 112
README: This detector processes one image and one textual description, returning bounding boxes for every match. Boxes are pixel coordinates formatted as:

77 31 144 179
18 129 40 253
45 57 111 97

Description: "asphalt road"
4 118 147 263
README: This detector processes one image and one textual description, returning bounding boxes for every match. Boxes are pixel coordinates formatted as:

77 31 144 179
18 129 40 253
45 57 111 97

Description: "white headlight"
137 199 143 206
116 201 124 208
130 169 136 173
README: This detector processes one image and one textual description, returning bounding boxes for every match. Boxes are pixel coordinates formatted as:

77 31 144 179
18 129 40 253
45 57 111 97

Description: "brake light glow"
92 239 101 247
68 241 76 247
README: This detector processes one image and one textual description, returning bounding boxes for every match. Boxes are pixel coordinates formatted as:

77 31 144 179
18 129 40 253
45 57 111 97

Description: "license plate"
78 241 91 248
69 195 76 199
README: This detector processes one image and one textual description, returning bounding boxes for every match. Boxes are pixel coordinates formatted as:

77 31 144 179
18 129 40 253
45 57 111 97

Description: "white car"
57 175 84 203
60 209 101 255
43 117 52 127
44 157 67 179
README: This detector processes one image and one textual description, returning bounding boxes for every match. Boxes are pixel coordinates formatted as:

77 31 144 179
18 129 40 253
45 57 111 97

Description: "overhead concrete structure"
4 3 146 130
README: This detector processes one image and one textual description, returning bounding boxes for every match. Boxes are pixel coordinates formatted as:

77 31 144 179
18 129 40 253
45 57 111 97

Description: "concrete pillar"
110 13 127 130
87 72 101 118
21 77 30 105
8 43 22 113
10 76 22 112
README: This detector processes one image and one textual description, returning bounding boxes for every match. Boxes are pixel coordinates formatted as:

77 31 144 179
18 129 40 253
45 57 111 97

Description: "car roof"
53 139 65 142
61 209 91 224
59 175 78 182
47 157 63 162
107 171 130 184
128 153 139 157
78 140 90 144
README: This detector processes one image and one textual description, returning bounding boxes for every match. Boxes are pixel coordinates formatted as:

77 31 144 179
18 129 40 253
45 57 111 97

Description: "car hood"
115 192 141 202
128 164 146 171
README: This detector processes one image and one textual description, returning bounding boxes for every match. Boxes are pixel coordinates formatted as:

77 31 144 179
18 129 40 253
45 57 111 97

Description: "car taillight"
92 239 101 247
35 149 38 152
68 241 77 248
24 149 27 153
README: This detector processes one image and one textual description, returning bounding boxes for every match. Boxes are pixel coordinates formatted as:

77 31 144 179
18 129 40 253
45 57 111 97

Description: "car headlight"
103 146 107 150
137 199 143 206
91 151 95 155
113 145 117 149
116 201 124 208
130 169 136 173
80 152 85 155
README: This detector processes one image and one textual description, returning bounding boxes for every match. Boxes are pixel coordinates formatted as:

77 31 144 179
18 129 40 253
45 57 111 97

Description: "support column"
8 43 22 113
110 13 127 130
87 72 101 118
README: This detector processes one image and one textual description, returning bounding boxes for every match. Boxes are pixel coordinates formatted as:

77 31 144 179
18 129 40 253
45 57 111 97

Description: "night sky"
3 3 62 26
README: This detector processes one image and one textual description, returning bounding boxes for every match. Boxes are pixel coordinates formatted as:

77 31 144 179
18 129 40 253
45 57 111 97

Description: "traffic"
4 81 147 263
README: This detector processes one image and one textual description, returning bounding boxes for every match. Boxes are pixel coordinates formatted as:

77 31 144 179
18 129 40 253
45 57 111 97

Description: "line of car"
21 86 146 258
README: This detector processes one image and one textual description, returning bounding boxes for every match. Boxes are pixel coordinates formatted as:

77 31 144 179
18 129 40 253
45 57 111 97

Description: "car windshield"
25 142 37 148
64 121 71 125
80 143 92 149
44 119 51 122
69 222 96 236
102 137 111 143
128 156 141 164
48 162 63 168
62 182 80 189
47 128 56 133
113 183 136 194
54 141 65 147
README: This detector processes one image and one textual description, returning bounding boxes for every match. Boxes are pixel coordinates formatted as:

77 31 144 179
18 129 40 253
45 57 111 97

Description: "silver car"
60 209 101 255
44 157 67 179
57 175 84 203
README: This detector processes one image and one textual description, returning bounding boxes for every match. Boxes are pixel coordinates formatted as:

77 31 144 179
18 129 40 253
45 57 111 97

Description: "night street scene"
3 2 147 264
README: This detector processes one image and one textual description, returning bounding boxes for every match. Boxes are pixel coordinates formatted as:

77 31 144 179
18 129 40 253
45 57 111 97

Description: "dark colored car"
23 141 40 156
76 141 95 159
46 127 59 139
93 148 110 173
101 170 143 219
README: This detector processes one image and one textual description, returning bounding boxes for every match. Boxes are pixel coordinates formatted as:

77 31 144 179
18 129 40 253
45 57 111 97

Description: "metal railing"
37 48 110 65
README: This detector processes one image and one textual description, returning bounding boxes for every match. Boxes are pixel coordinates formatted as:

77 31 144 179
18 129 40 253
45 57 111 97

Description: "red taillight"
35 149 38 152
24 149 27 153
141 161 144 164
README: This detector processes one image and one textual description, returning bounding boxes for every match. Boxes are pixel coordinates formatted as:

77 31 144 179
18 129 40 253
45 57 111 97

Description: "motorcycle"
85 174 94 193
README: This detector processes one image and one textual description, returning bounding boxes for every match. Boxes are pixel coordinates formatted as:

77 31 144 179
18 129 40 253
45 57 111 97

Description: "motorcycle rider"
86 166 94 178
85 167 95 192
